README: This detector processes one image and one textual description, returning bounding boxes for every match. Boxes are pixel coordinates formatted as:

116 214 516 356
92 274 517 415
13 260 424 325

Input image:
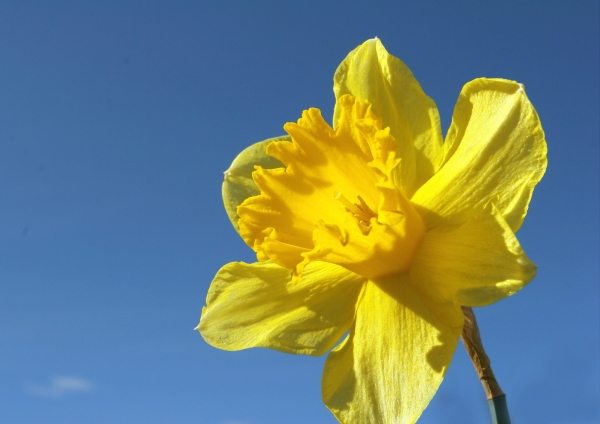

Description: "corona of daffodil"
198 39 547 423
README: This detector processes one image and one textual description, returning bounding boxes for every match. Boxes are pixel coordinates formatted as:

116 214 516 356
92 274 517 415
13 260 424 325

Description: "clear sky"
0 1 598 423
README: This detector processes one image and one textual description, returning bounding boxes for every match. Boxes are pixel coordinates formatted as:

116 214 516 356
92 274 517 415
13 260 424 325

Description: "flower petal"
412 78 547 232
222 136 288 233
322 276 462 423
333 38 444 196
410 205 536 307
198 261 365 356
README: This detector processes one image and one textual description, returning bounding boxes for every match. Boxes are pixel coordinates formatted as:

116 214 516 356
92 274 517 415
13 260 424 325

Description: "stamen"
356 196 376 219
333 189 377 225
333 190 363 216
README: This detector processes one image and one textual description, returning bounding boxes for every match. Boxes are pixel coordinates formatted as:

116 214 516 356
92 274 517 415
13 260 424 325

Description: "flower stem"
460 306 511 424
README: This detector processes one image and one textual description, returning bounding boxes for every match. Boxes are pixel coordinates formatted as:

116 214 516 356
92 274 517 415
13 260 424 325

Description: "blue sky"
0 1 598 423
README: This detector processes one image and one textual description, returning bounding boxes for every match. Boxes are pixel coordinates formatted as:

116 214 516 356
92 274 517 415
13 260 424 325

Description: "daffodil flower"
198 39 547 423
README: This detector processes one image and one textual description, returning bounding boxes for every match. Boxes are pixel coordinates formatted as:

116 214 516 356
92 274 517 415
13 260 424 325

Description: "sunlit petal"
412 78 547 231
322 276 463 423
199 261 365 356
410 205 536 307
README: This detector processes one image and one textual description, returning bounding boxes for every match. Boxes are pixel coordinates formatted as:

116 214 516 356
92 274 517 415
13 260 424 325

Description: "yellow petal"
198 261 365 356
333 38 444 196
222 136 288 233
412 78 547 232
410 205 537 307
322 275 462 423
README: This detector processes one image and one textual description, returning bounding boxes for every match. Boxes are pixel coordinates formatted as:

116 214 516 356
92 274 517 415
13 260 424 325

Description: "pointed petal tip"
357 37 380 54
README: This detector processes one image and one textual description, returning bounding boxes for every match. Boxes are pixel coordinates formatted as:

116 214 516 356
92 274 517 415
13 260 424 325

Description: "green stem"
488 394 511 424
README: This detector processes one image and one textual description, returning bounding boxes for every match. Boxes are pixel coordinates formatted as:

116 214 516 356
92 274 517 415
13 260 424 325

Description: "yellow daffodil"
198 39 547 423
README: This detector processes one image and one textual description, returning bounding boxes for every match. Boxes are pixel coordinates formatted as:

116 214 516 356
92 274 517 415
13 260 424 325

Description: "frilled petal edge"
409 204 536 307
322 275 463 423
412 78 547 232
198 261 365 356
222 136 288 233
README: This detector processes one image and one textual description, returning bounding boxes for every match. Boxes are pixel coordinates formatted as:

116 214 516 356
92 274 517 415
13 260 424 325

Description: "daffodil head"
202 38 547 424
237 94 425 280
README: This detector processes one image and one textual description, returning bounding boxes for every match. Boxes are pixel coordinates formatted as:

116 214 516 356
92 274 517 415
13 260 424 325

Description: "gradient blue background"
1 1 598 423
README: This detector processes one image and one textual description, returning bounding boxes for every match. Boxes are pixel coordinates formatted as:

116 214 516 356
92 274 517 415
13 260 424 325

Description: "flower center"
237 95 425 281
